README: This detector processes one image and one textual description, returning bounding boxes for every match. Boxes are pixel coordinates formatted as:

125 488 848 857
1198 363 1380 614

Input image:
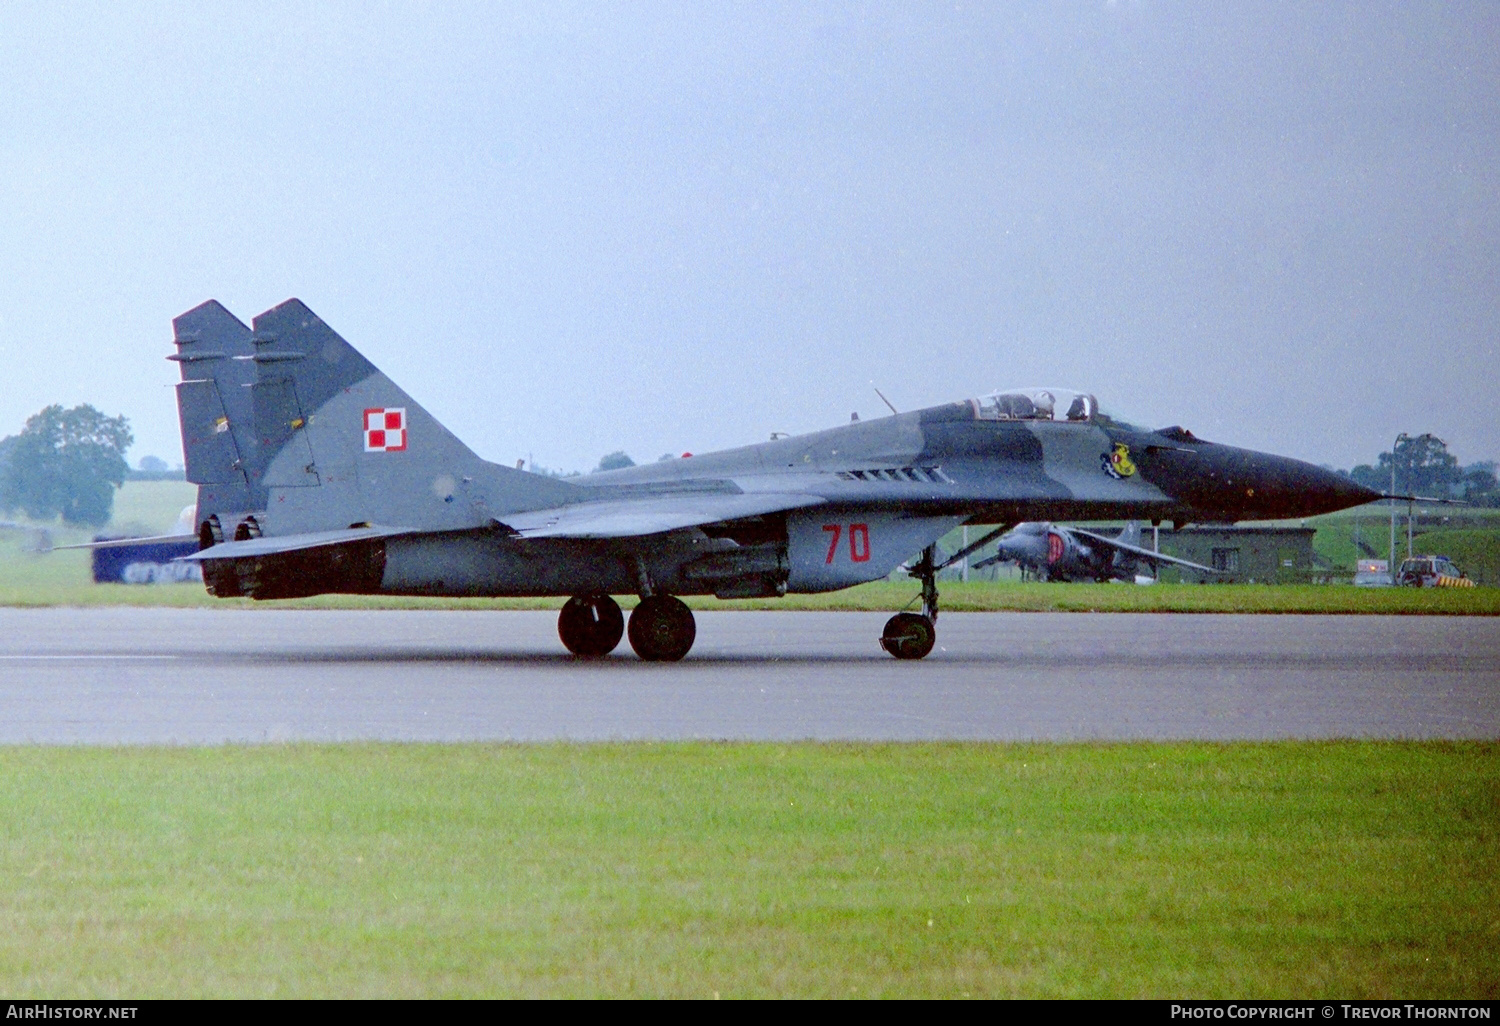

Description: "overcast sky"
0 2 1495 473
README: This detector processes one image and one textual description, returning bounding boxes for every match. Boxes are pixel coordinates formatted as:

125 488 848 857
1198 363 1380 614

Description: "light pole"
1389 433 1408 585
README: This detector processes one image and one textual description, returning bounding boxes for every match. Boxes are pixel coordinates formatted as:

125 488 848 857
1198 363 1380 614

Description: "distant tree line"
524 450 697 477
0 404 133 527
594 451 635 472
1344 433 1498 507
125 454 186 482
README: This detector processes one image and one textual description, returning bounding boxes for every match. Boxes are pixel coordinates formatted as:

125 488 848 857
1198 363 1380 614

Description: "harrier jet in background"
169 299 1380 660
970 521 1220 583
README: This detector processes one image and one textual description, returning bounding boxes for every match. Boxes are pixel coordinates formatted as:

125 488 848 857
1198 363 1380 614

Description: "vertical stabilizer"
241 299 578 535
171 301 264 539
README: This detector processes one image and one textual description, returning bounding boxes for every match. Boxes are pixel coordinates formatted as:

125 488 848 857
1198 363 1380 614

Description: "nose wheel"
881 612 935 660
881 544 940 660
558 593 624 656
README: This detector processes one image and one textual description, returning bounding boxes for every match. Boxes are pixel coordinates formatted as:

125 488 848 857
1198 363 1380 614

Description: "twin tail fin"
171 298 579 546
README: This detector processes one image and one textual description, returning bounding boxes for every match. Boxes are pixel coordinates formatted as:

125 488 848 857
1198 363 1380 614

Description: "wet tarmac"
0 607 1495 743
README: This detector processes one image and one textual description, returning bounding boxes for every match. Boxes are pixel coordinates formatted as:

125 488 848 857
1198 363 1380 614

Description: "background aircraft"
169 299 1380 660
0 520 51 554
968 521 1219 583
82 505 201 584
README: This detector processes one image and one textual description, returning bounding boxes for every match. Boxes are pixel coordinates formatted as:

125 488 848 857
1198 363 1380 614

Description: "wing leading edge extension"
494 491 824 539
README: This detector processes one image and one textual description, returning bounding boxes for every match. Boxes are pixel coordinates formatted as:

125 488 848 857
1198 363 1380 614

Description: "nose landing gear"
878 526 1013 660
881 545 939 660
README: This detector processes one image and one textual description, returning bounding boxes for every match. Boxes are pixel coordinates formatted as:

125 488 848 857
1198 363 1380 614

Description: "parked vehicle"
1396 556 1475 588
1353 559 1391 587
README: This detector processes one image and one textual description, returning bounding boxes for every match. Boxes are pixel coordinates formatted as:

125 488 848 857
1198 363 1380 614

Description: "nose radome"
1319 468 1383 511
1264 459 1383 518
1132 440 1384 520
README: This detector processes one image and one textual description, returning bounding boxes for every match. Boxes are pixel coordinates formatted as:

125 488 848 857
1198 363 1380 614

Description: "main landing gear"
558 593 624 656
627 595 696 661
557 592 697 661
881 544 939 660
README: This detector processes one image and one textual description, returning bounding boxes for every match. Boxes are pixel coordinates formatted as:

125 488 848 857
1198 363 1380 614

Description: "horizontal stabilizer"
497 492 824 539
1070 527 1223 574
177 524 420 563
53 533 197 551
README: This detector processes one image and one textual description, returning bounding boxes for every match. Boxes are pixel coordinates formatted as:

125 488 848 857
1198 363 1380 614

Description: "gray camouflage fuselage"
172 299 1378 601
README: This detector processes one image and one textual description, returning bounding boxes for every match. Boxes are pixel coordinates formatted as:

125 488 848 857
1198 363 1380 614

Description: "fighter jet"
169 299 1380 660
968 521 1219 582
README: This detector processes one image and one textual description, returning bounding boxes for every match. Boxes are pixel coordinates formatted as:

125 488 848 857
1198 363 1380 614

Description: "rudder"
171 300 265 542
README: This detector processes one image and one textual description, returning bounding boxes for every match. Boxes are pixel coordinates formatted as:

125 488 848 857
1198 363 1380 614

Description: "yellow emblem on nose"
1102 443 1136 479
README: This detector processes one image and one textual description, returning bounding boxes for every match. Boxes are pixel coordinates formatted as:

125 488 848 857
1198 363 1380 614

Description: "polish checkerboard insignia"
364 407 407 452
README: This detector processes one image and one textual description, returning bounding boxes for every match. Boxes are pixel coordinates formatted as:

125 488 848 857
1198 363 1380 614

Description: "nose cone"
1275 462 1383 518
1140 443 1383 520
1304 467 1384 516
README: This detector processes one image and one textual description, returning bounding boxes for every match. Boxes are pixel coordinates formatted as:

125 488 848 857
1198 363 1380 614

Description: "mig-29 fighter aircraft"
169 299 1380 660
970 521 1220 582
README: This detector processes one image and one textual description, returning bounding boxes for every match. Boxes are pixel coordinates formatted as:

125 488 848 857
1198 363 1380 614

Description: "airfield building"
1151 525 1317 584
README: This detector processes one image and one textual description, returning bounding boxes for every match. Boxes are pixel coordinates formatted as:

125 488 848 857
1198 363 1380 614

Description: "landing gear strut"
628 595 697 661
878 526 1014 660
558 593 624 657
881 545 938 660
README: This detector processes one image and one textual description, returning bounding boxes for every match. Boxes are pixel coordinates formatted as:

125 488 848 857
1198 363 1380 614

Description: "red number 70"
823 523 871 564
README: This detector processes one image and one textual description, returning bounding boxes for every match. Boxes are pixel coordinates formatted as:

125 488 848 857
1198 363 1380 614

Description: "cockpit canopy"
972 388 1097 423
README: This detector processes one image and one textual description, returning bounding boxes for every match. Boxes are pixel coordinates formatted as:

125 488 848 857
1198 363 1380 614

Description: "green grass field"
0 742 1493 998
3 482 1497 612
3 484 1495 997
5 540 1497 614
106 479 198 536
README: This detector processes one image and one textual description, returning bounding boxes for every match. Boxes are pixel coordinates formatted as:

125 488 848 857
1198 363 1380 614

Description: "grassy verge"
0 742 1493 998
1 571 1496 614
709 580 1500 615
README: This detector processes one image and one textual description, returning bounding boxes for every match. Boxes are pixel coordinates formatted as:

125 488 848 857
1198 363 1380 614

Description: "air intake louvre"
835 466 951 484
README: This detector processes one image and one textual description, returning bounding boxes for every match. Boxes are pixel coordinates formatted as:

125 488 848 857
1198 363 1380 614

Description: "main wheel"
627 595 696 661
881 612 935 660
558 593 625 656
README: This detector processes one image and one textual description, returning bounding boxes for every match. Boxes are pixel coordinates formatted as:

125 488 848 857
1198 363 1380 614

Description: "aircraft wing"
495 491 824 539
177 524 422 562
1070 527 1223 575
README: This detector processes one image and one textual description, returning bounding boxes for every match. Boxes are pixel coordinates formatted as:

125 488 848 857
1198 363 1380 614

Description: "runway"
0 608 1495 743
